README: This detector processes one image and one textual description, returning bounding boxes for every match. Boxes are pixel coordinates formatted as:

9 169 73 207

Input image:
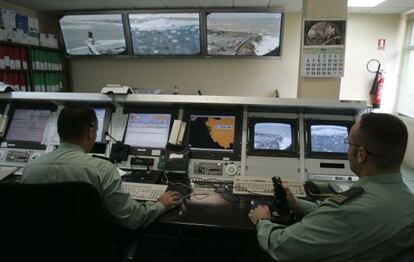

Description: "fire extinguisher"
367 59 384 109
371 71 385 108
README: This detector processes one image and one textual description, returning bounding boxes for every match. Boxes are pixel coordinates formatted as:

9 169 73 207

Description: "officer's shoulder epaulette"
91 154 115 164
328 187 364 205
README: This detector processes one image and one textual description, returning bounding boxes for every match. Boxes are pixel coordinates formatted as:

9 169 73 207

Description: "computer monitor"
124 112 172 149
248 118 298 157
93 107 111 143
89 107 112 154
185 110 242 161
5 108 52 149
306 120 354 159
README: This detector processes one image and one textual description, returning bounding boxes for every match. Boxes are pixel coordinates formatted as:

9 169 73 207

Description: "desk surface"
159 190 255 231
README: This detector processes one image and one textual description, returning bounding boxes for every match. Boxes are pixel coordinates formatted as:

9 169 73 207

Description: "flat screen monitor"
306 120 353 159
206 12 283 56
59 14 127 56
93 107 111 143
248 118 298 157
186 111 242 161
128 13 201 55
124 113 172 149
5 109 52 149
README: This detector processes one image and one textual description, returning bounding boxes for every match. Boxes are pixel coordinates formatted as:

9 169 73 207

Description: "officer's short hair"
58 104 97 140
355 113 408 168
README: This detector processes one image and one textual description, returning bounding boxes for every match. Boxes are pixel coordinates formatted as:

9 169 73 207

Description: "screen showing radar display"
254 123 292 150
6 109 51 143
310 125 349 153
124 113 171 148
189 115 235 152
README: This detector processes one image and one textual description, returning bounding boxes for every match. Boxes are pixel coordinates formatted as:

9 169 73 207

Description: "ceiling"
3 0 414 14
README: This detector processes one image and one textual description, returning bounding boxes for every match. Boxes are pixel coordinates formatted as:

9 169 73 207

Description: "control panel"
0 148 45 168
308 173 358 182
189 159 241 179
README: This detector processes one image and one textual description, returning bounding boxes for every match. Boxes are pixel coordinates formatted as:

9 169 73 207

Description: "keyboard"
122 182 168 201
233 176 306 198
328 182 351 193
0 166 18 181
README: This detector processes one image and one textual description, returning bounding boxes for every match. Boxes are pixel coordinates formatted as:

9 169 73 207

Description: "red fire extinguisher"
367 59 384 109
371 70 385 108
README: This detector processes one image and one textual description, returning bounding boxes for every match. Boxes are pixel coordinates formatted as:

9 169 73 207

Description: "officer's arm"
100 165 165 229
256 202 352 261
296 198 319 215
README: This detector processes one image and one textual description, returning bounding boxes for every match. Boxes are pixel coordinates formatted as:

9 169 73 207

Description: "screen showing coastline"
59 14 127 55
189 115 235 152
310 125 348 153
124 113 171 149
129 13 200 55
206 12 282 56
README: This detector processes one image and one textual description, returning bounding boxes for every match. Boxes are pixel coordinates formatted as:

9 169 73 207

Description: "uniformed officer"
249 113 414 261
22 105 181 229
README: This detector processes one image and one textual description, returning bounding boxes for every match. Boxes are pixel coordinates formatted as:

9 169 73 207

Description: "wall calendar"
301 48 345 77
301 19 346 78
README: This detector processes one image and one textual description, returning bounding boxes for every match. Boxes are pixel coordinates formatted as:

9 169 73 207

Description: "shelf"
0 41 67 92
0 69 29 73
0 40 62 52
32 70 63 73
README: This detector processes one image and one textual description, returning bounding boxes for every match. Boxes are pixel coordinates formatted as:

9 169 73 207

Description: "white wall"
340 14 402 112
401 117 414 168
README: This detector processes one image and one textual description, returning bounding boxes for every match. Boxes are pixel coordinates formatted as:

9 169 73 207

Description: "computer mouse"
305 181 320 194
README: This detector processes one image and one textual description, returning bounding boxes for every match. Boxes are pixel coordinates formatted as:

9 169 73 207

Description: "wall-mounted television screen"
128 13 201 55
59 14 127 55
206 12 283 56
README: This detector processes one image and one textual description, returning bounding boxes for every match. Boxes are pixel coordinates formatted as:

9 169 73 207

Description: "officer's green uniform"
256 173 414 261
21 143 165 229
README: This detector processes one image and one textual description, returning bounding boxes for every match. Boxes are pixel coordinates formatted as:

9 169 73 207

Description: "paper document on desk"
117 168 127 177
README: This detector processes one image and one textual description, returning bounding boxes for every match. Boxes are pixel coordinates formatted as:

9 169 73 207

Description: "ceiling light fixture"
348 0 386 7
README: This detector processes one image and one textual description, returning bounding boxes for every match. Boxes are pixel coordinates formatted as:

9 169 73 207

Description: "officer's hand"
157 191 181 210
248 205 271 225
282 183 299 210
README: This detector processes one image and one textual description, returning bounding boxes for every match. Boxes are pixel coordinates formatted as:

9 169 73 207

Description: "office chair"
0 182 137 262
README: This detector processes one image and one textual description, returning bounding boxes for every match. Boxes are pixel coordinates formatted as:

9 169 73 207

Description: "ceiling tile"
195 0 233 8
161 0 200 8
234 0 269 8
1 0 414 13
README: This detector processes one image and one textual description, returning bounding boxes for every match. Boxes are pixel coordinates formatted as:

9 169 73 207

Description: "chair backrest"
0 182 116 262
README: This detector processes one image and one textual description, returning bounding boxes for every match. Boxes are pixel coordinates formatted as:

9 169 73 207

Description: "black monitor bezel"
305 119 354 160
4 104 57 150
122 106 178 156
248 118 299 158
183 107 242 161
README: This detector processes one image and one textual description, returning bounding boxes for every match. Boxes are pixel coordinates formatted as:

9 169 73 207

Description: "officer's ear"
357 146 368 163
